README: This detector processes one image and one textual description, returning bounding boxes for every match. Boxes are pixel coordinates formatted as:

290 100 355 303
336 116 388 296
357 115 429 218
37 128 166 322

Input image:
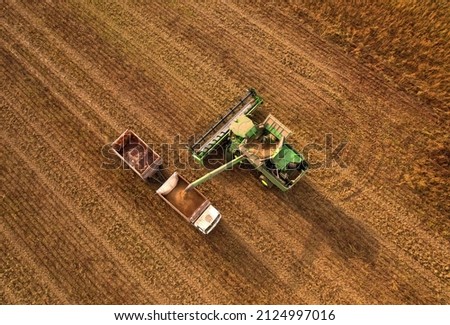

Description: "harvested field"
1 0 449 304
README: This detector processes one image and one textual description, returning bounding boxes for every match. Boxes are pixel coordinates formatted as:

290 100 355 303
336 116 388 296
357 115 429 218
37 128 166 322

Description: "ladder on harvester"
189 89 263 163
263 114 292 139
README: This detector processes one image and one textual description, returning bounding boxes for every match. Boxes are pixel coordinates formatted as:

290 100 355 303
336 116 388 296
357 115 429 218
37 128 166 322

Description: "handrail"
190 89 256 150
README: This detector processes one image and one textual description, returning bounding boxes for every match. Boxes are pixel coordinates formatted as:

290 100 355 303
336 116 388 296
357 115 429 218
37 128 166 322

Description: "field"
1 0 449 304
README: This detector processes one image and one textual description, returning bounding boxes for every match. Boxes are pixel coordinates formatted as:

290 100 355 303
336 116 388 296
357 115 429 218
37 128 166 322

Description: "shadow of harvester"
275 179 380 264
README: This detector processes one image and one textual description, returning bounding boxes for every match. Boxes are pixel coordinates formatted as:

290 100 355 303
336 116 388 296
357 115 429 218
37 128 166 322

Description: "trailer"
157 172 221 234
111 130 221 234
111 129 163 180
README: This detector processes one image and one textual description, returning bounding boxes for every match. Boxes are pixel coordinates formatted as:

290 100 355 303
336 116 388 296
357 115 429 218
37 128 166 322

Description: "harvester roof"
230 115 257 138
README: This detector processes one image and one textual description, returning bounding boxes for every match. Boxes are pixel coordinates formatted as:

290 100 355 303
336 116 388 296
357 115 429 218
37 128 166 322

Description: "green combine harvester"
187 89 308 192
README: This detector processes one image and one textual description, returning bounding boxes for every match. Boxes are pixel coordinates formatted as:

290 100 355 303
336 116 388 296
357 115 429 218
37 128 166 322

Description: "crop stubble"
1 0 448 304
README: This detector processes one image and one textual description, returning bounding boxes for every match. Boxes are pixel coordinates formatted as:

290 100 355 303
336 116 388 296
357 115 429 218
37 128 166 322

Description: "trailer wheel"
259 175 273 188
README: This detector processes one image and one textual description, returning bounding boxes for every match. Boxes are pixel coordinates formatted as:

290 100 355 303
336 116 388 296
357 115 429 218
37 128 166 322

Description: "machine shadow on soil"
275 180 380 264
202 223 284 293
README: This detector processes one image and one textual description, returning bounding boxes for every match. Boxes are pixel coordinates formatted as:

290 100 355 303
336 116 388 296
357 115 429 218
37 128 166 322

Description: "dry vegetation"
273 0 450 237
2 0 449 304
283 0 450 116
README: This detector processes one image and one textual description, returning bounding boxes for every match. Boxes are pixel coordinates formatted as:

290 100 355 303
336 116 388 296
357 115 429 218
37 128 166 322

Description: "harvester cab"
187 89 308 191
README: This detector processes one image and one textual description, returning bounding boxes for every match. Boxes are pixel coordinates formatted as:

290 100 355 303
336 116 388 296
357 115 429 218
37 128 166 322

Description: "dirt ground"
1 1 449 304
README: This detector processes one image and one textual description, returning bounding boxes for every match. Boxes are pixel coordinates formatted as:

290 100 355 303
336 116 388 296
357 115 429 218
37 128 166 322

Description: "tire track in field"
1 95 155 303
0 46 172 302
1 51 218 304
65 0 238 137
211 178 371 303
1 143 136 303
0 15 306 302
0 36 274 304
1 110 160 303
0 24 253 302
18 0 216 139
99 0 242 105
229 181 376 297
274 182 448 303
100 0 424 304
182 0 449 285
240 152 448 298
211 171 440 303
4 2 161 136
1 227 68 304
7 0 182 140
16 1 310 302
1 10 118 132
227 1 449 234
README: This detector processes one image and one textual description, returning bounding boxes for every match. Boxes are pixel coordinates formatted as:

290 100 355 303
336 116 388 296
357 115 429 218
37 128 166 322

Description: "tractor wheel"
259 175 273 188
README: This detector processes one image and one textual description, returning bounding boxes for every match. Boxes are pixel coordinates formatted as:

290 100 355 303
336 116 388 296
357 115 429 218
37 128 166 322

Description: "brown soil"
1 0 449 304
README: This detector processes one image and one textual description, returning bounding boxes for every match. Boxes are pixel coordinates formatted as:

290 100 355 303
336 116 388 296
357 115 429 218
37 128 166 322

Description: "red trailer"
111 130 221 234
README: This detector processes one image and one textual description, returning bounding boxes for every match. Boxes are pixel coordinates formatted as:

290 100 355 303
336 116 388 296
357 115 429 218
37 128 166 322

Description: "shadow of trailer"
111 130 221 234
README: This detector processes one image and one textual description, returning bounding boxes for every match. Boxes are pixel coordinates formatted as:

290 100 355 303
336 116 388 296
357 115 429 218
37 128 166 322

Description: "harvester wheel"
259 175 273 188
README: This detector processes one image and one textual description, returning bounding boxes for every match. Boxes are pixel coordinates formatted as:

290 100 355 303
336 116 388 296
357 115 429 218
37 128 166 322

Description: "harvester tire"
259 175 273 188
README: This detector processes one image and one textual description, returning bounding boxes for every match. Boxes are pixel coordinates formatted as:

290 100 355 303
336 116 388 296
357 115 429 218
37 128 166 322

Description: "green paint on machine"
187 89 308 192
